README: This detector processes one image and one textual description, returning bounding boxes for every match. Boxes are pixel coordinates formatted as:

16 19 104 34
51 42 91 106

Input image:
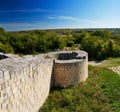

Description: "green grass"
39 64 120 112
99 58 120 67
99 67 120 112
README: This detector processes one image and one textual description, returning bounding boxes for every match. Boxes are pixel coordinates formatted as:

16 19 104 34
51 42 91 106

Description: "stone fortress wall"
0 50 88 112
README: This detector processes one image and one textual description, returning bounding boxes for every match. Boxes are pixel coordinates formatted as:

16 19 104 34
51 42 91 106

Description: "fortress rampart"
0 50 88 112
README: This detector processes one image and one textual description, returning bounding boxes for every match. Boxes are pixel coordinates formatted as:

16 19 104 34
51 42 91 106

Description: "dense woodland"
0 28 120 60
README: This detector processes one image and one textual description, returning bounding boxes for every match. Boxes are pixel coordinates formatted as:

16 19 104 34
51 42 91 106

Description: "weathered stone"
109 66 120 76
0 50 88 112
53 51 88 87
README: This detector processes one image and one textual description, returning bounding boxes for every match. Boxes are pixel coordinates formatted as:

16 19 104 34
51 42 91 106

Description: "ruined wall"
0 50 88 112
53 51 88 87
0 55 53 112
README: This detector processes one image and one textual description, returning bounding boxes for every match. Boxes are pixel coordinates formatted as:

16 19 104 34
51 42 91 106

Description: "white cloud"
0 23 37 31
0 9 65 13
48 16 80 21
0 22 55 31
0 23 34 27
47 15 100 25
0 9 45 13
1 18 119 31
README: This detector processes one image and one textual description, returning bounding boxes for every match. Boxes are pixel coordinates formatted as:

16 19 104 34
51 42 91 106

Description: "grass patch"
99 58 120 67
99 67 120 112
39 65 120 112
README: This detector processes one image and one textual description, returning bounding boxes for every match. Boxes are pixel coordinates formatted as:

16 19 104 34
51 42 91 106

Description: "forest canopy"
0 28 120 60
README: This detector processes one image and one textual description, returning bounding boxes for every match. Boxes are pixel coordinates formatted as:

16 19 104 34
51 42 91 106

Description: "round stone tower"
51 51 88 87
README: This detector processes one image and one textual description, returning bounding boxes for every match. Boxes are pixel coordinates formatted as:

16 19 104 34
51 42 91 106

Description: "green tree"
0 42 14 53
91 30 111 40
0 28 5 33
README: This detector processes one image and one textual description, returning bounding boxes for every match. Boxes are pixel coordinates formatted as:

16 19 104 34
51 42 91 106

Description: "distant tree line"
0 28 120 60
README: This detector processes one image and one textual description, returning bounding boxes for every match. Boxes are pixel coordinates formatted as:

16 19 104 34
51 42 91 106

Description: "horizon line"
5 27 120 32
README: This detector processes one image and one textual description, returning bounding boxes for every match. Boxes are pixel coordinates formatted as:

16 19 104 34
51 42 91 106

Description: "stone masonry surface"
52 51 88 87
0 50 88 112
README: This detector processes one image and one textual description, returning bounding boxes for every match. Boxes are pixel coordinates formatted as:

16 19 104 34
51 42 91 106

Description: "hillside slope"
39 58 120 112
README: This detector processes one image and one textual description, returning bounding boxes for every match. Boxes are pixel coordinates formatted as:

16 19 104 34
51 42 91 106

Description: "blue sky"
0 0 120 31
